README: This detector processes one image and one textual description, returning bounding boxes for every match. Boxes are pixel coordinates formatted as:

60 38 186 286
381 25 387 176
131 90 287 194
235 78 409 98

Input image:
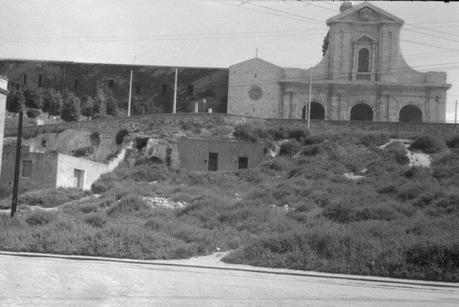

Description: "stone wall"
5 113 459 141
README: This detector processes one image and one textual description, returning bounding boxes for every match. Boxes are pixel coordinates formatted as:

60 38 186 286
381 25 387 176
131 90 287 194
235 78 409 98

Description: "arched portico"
399 104 422 122
350 103 373 121
302 102 325 120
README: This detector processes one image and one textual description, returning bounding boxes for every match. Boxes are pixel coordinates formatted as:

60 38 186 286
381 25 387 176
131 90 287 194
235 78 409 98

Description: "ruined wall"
0 149 58 193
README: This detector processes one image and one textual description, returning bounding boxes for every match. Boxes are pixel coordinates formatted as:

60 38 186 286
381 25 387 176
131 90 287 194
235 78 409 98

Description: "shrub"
73 146 94 157
26 108 41 119
279 140 300 156
446 135 459 149
359 133 390 147
25 210 57 226
233 123 269 142
300 144 322 156
303 135 325 145
90 132 101 146
386 141 409 165
19 188 89 208
410 135 445 154
84 213 106 227
287 128 309 143
106 195 149 216
61 92 81 122
115 129 129 145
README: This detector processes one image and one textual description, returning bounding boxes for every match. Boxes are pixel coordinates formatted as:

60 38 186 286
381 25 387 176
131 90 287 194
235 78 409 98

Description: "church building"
227 2 451 122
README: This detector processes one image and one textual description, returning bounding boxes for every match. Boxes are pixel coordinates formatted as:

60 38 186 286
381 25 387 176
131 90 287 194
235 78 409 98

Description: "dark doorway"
74 169 85 189
302 102 325 120
208 152 218 171
238 157 248 169
350 103 373 121
399 105 422 122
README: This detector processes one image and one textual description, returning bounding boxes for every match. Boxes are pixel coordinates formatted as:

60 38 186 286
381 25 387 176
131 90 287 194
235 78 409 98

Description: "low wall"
5 113 459 139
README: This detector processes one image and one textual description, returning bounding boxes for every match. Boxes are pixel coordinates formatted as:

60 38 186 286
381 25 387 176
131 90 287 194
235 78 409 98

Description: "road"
0 253 458 306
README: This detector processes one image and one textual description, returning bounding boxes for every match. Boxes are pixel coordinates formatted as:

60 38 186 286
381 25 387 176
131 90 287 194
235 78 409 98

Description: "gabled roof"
326 2 403 25
229 57 281 69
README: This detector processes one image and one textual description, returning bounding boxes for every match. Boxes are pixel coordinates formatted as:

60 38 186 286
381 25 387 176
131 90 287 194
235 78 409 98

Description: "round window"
248 86 263 100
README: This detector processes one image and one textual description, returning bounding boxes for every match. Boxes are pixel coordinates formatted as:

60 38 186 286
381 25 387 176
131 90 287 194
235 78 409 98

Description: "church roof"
229 57 281 69
326 2 403 25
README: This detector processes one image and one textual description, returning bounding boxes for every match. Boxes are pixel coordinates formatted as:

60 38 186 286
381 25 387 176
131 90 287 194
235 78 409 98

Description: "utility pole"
127 69 133 117
307 67 312 130
11 110 23 217
173 68 178 114
455 100 458 124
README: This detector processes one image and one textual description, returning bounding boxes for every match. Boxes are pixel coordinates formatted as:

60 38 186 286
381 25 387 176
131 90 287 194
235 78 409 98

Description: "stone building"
0 60 229 115
228 1 451 122
178 137 265 171
0 144 126 192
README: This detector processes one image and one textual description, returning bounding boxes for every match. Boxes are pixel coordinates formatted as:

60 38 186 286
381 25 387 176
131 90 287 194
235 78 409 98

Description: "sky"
0 0 458 122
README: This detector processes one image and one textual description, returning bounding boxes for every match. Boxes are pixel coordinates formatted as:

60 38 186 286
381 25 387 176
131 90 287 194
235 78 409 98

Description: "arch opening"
350 103 373 121
302 102 325 120
399 104 422 122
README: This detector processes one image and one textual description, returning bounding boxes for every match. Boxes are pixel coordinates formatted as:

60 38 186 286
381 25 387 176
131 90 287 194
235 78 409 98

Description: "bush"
73 146 94 157
410 135 445 154
26 108 41 119
300 144 322 156
446 135 459 149
84 213 106 227
115 129 130 145
19 188 89 208
25 210 57 226
287 128 309 143
359 133 390 147
303 135 325 145
279 140 300 156
386 141 409 165
90 132 101 146
92 113 115 120
106 195 149 216
233 124 268 142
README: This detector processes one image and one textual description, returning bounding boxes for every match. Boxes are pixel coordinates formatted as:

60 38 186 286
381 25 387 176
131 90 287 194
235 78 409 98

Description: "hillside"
0 125 458 282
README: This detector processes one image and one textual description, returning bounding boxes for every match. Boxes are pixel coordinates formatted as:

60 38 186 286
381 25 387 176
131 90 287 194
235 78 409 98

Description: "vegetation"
6 90 25 113
61 92 81 122
410 135 446 154
0 131 458 282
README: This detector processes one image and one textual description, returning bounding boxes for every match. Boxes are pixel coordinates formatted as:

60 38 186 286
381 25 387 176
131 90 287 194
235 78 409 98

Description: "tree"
6 90 25 113
24 88 44 109
61 92 81 122
93 96 106 116
105 95 119 117
80 95 95 117
42 88 63 116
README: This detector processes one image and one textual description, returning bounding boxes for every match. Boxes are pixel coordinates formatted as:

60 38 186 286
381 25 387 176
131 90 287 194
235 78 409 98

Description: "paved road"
0 253 458 306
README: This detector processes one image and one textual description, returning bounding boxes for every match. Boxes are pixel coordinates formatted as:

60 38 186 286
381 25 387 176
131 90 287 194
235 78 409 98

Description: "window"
161 84 168 95
208 152 218 171
23 74 27 85
187 84 194 95
73 79 79 89
108 79 114 88
135 84 141 95
358 48 370 72
238 157 248 169
38 74 43 87
22 160 32 177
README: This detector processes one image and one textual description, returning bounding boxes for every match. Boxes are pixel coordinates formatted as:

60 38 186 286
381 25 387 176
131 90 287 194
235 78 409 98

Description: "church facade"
227 2 451 122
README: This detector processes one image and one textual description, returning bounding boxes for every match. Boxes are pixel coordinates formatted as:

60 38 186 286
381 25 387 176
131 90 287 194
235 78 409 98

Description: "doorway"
74 169 85 189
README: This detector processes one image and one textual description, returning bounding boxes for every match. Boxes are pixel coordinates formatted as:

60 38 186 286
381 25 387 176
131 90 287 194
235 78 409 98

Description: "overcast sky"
1 0 458 122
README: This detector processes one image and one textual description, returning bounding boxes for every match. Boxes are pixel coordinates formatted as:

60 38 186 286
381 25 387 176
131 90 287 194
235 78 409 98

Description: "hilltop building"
0 60 228 115
227 1 451 122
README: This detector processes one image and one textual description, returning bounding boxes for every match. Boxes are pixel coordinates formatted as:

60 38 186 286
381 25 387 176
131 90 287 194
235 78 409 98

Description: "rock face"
23 129 118 162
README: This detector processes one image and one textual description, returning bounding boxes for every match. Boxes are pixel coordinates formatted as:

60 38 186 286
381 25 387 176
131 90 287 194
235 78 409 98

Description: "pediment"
354 34 377 43
326 2 403 25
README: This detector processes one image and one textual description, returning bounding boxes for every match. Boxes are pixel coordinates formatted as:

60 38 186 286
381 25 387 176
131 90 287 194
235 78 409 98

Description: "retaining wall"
5 113 459 139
